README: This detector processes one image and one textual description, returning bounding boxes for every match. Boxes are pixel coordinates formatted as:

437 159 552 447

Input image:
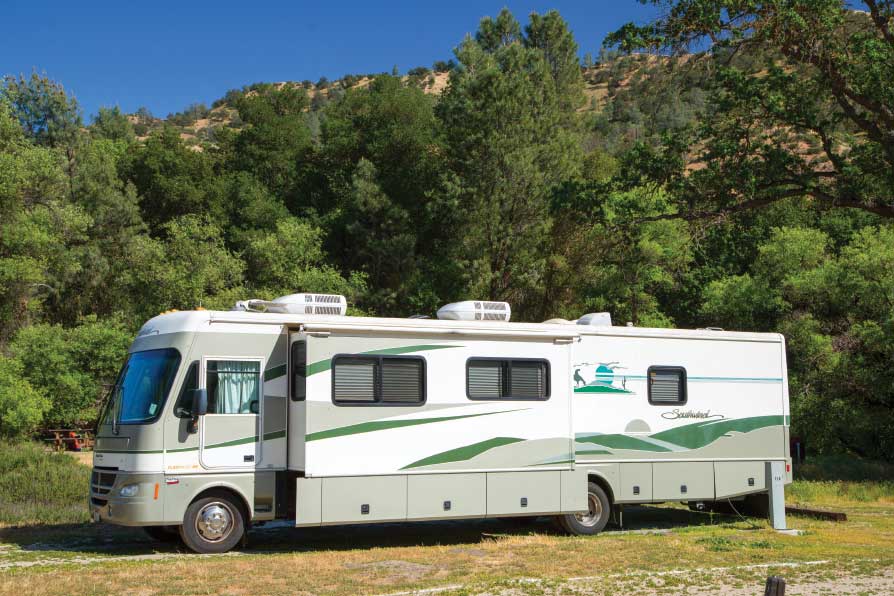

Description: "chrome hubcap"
195 502 234 542
575 493 603 527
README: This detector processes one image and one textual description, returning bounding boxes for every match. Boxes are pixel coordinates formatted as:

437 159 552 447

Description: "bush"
0 357 49 438
10 317 132 428
0 441 90 525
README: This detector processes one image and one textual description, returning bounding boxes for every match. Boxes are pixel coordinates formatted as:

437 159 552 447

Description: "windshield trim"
107 348 182 426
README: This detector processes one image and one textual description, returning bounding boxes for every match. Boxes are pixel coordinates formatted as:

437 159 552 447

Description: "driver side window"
206 360 261 414
173 361 198 418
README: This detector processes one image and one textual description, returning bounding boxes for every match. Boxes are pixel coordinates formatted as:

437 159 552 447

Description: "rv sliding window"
466 358 550 400
290 341 306 402
647 366 687 405
331 355 425 406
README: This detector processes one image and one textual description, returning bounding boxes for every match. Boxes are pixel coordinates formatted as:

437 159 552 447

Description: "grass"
0 448 891 595
789 455 894 508
0 442 90 526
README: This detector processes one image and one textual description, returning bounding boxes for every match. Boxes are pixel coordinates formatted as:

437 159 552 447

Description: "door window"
206 360 261 414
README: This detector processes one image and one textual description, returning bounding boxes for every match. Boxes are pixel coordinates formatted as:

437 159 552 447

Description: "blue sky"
2 1 658 120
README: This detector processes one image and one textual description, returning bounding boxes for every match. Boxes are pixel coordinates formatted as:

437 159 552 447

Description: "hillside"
135 55 682 149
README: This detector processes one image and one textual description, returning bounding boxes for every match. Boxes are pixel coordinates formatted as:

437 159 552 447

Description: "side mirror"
249 400 259 414
192 388 208 417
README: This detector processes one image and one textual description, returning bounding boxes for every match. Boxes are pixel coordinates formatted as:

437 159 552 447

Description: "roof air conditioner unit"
577 312 612 327
436 300 511 322
233 293 347 316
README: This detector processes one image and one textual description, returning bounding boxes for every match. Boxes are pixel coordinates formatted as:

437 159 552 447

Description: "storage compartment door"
408 473 486 520
653 462 714 500
486 471 561 516
618 463 652 502
715 461 766 499
321 475 407 524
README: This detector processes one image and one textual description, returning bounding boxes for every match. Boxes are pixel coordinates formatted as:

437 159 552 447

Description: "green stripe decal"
576 434 673 452
306 344 459 376
158 429 287 454
402 437 524 469
649 415 784 449
265 363 287 380
574 385 635 394
306 408 528 442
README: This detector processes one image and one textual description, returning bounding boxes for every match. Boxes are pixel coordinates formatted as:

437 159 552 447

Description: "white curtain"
212 361 260 414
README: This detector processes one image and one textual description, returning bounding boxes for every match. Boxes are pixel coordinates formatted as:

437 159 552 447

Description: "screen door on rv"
199 355 264 468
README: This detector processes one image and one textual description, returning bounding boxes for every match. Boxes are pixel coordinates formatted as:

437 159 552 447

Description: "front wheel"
556 481 611 535
179 492 245 554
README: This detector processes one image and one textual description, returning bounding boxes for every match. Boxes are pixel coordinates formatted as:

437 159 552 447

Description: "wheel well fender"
588 472 616 505
188 483 252 523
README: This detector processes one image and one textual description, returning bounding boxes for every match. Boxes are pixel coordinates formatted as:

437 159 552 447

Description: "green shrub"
10 317 131 428
0 357 49 438
0 441 90 525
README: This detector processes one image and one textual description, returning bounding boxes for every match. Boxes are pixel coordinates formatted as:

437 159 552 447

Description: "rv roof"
136 309 783 343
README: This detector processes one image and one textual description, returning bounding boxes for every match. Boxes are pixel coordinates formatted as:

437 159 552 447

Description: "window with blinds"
332 355 425 405
647 366 687 405
466 358 549 400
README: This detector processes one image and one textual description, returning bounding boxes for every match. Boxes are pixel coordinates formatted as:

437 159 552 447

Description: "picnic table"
43 428 95 452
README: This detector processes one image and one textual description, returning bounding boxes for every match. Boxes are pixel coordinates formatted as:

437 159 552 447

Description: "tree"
242 217 366 301
0 99 85 343
120 126 223 232
91 106 135 141
699 225 894 459
525 10 585 114
436 9 583 315
1 73 82 148
230 84 312 200
115 215 244 321
605 1 894 220
49 137 145 321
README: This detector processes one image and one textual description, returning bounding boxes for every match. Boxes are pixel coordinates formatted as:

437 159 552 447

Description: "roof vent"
577 312 612 327
436 300 511 322
233 293 347 316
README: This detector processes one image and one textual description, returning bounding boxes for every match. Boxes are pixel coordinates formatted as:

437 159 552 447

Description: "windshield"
104 349 181 425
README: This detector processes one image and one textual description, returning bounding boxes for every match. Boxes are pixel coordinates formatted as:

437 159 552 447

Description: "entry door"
199 356 264 469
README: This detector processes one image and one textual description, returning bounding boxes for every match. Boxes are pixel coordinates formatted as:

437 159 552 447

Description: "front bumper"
89 469 167 526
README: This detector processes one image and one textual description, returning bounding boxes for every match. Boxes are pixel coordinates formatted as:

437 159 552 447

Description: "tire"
557 481 611 535
179 491 245 554
142 525 181 543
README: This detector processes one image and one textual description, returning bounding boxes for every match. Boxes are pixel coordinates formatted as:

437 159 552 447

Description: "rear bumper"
90 470 168 526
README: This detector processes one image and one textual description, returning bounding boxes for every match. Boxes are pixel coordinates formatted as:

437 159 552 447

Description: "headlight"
119 484 140 497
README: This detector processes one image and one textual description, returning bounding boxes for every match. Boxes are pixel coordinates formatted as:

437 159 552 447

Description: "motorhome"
90 294 792 553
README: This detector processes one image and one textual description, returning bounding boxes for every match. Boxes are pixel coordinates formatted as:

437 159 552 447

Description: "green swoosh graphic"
575 434 673 452
649 415 784 449
402 437 524 469
574 385 635 394
306 408 529 442
306 344 460 376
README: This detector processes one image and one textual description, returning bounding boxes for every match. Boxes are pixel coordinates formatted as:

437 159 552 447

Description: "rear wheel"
557 481 611 535
179 492 245 554
142 525 180 543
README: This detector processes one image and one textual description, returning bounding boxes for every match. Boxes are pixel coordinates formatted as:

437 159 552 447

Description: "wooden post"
764 576 786 595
